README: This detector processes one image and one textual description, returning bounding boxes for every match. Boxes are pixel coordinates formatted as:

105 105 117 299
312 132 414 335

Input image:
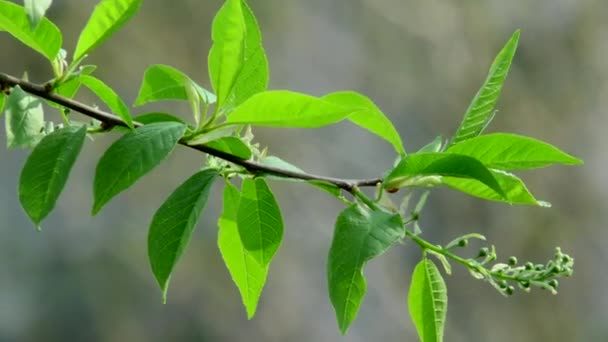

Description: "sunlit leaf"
19 125 86 229
322 91 405 155
79 75 134 129
93 122 186 214
218 181 269 319
328 204 404 334
449 30 520 146
134 64 216 106
204 136 252 160
4 85 44 148
73 0 142 62
408 258 448 342
148 169 217 301
446 133 582 170
24 0 52 29
0 0 62 61
236 178 283 266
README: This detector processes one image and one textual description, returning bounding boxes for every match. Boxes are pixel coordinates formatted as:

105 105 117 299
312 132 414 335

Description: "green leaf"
222 1 268 112
218 181 269 319
73 0 142 62
148 169 217 301
24 0 52 29
208 0 268 112
322 91 405 155
0 0 62 61
134 112 186 125
93 122 186 214
449 30 520 147
0 93 5 114
18 125 86 229
417 136 443 153
446 133 582 170
226 91 360 128
408 258 448 342
204 136 252 160
384 152 505 198
259 156 341 197
328 204 404 334
236 178 283 266
79 75 134 129
5 85 44 148
134 64 216 106
443 169 542 205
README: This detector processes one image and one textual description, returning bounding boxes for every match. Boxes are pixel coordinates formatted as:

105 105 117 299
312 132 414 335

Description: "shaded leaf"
446 133 582 170
322 91 405 155
204 136 252 160
384 152 505 198
93 122 186 214
148 169 217 301
236 178 283 266
73 0 142 62
449 30 520 146
79 75 134 129
5 85 44 148
0 0 62 61
24 0 52 29
260 156 341 197
226 91 359 128
134 112 186 125
218 181 268 319
328 204 404 334
19 125 86 229
134 64 216 106
408 258 448 342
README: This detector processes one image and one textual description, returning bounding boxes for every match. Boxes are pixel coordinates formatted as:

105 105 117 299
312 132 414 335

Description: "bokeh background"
0 0 605 341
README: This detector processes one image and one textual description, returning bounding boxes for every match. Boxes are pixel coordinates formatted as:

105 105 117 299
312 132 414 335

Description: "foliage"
0 0 583 340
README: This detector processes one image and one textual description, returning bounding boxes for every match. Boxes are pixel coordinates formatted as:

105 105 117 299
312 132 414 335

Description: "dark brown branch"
0 72 382 192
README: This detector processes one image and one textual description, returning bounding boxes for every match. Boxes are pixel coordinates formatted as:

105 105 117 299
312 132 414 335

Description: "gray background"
0 0 604 341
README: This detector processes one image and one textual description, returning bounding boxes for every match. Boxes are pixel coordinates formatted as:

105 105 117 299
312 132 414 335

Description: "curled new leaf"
449 30 519 146
218 181 269 319
93 122 186 214
0 0 62 61
19 125 87 229
148 169 217 301
236 178 283 266
328 204 404 334
446 133 582 170
73 0 142 62
408 258 448 342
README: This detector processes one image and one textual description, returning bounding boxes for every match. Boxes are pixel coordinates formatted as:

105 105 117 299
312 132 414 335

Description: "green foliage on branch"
0 0 583 340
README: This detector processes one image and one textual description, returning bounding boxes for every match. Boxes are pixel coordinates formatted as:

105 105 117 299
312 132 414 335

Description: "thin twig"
0 72 382 192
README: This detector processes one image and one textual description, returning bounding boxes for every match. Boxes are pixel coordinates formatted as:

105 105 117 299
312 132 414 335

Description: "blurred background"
0 0 604 341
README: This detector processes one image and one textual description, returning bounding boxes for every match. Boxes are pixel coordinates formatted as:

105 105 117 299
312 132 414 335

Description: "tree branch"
0 72 382 192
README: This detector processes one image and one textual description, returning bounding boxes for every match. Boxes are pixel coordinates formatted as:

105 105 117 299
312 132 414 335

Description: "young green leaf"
225 91 360 128
384 152 505 198
93 122 186 214
24 0 52 29
417 136 443 153
446 133 582 170
408 258 448 342
0 93 5 114
0 0 62 61
322 91 405 155
5 85 44 148
208 0 268 112
443 169 542 205
328 204 404 334
79 75 134 129
148 169 217 302
449 30 520 147
204 136 252 160
134 64 216 106
134 112 186 125
236 178 283 266
218 181 269 319
73 0 142 62
19 125 86 229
